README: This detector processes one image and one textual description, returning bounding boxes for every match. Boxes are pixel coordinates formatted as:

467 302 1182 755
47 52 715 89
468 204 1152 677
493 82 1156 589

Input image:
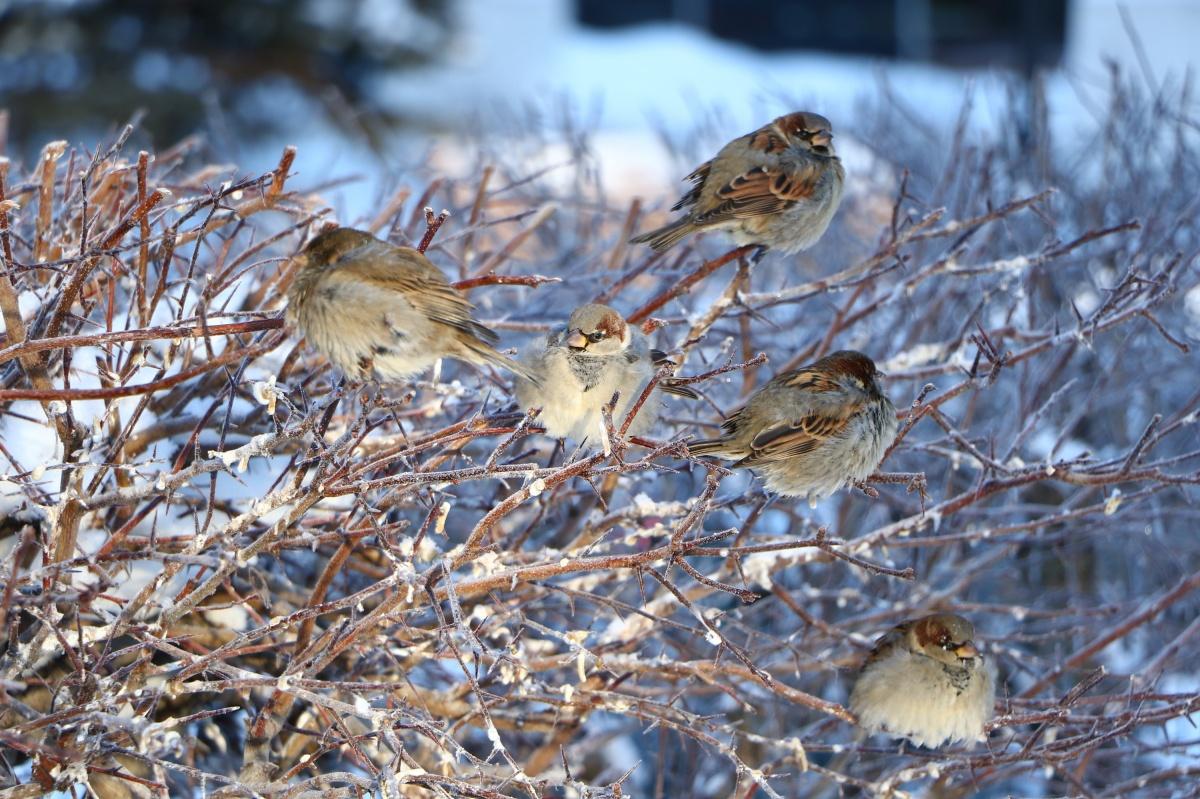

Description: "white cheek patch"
849 649 996 748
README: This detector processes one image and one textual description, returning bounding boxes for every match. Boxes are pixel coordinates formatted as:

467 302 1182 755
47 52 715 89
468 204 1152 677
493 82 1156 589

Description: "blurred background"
2 0 1197 215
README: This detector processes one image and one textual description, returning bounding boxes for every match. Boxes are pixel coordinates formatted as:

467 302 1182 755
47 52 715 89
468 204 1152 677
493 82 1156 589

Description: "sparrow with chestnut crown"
849 613 997 748
515 303 696 443
631 111 844 258
689 350 896 503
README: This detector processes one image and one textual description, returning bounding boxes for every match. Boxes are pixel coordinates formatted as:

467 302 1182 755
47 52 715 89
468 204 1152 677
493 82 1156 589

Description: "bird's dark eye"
587 331 605 343
942 641 955 650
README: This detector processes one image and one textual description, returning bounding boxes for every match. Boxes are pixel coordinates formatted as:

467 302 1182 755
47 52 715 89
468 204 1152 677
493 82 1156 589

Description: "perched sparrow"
515 303 696 443
688 350 896 502
630 111 844 256
286 227 533 382
849 613 997 748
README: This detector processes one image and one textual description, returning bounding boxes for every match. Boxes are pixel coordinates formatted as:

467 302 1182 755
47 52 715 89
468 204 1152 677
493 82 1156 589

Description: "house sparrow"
688 350 896 503
630 111 844 256
849 613 997 748
515 303 697 443
285 227 533 382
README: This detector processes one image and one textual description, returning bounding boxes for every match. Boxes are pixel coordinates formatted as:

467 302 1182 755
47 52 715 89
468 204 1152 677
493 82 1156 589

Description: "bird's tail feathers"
630 218 695 252
463 338 540 384
659 380 700 400
464 320 500 346
688 438 736 459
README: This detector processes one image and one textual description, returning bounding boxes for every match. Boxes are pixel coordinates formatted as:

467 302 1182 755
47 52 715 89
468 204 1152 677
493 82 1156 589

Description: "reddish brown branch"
451 273 560 291
0 318 283 365
627 245 756 324
0 340 277 401
417 207 449 253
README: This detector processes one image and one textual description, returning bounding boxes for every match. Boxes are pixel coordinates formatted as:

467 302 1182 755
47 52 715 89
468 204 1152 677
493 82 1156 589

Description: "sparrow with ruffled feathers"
689 350 896 503
515 303 696 443
286 227 534 383
630 111 844 258
849 613 996 748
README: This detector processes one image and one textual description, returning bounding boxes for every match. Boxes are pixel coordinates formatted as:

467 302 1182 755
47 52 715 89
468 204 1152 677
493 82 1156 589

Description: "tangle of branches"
0 71 1198 799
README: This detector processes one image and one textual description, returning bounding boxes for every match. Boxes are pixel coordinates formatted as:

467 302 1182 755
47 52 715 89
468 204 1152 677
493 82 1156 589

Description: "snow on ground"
375 0 1196 149
224 0 1195 223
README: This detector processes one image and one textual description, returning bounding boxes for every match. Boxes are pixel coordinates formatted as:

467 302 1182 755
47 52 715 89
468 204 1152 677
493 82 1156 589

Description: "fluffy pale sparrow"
285 227 533 382
515 303 696 443
630 111 845 255
688 350 896 502
849 613 997 748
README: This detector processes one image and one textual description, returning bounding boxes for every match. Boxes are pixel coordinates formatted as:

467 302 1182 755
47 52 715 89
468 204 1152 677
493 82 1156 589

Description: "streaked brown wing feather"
778 367 845 393
747 127 790 154
672 161 713 211
862 625 908 668
719 408 746 437
743 398 864 463
649 348 699 399
698 162 823 224
659 381 699 399
347 242 497 344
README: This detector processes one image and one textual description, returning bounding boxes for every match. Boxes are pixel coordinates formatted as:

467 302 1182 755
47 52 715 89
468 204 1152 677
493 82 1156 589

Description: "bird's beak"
954 641 979 660
811 130 833 149
565 329 588 350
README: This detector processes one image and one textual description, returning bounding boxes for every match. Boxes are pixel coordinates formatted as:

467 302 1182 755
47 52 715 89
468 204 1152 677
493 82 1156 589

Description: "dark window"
576 0 1066 71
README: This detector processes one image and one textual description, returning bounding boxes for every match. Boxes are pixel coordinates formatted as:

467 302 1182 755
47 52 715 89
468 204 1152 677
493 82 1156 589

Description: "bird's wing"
741 408 854 463
671 160 713 212
648 348 699 399
739 368 865 464
861 625 908 668
696 160 826 225
347 242 498 344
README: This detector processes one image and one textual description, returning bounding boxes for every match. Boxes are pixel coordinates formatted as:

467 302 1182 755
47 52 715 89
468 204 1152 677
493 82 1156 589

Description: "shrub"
0 71 1197 797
